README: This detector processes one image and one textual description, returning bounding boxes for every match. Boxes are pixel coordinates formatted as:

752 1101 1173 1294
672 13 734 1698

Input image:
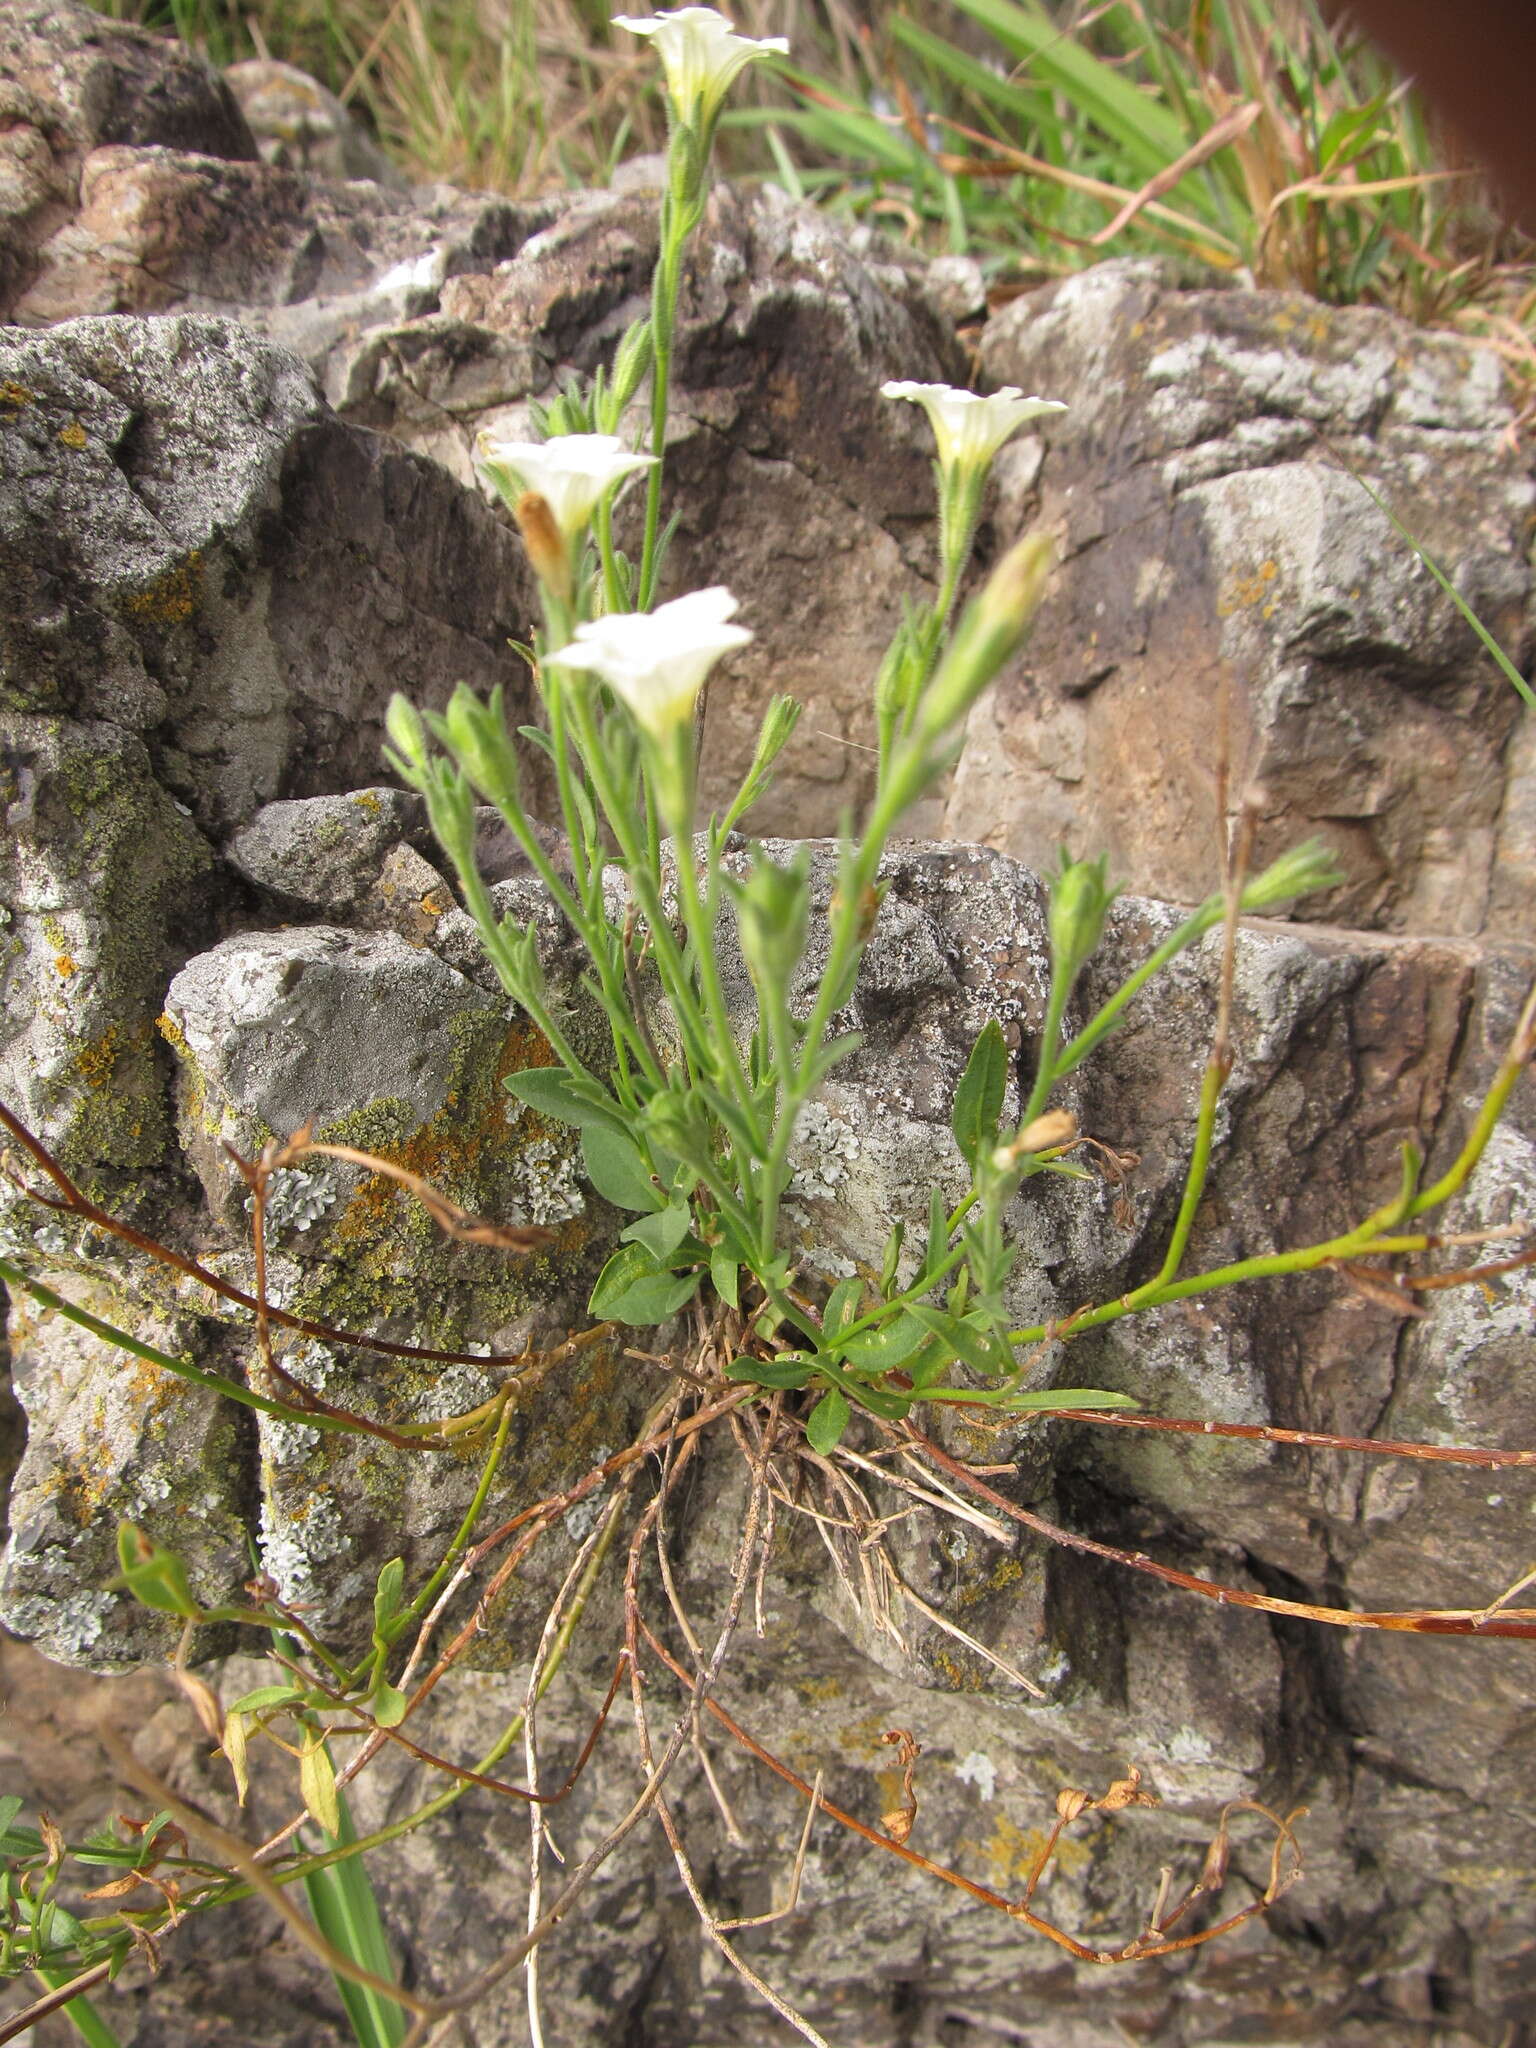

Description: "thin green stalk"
1152 1054 1225 1287
562 687 716 1086
0 1261 370 1437
672 826 767 1161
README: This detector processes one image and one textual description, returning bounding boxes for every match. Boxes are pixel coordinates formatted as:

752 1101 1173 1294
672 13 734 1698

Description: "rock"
0 714 215 1177
7 154 967 839
946 259 1536 939
0 1284 250 1669
7 143 549 331
0 0 254 314
225 787 422 914
224 58 407 190
0 314 539 835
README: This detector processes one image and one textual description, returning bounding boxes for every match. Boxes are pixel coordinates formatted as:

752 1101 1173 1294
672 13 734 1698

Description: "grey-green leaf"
951 1017 1008 1168
582 1126 663 1212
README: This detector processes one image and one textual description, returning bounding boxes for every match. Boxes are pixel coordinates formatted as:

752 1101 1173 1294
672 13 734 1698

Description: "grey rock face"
0 18 1531 2042
224 58 408 190
0 715 213 1174
0 0 254 316
947 260 1536 940
0 314 538 834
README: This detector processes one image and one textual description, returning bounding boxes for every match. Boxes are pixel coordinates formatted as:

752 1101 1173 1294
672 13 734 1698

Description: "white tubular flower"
547 587 752 739
881 381 1067 471
614 8 788 128
476 432 656 538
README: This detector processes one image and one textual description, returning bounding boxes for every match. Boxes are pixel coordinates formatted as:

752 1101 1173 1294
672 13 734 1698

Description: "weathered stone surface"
947 260 1536 939
0 314 539 833
0 714 215 1176
224 57 407 190
0 0 254 316
9 143 549 330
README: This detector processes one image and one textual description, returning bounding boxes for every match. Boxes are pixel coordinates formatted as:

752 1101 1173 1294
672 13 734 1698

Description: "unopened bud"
1048 849 1118 991
384 693 430 779
917 532 1055 740
441 683 520 806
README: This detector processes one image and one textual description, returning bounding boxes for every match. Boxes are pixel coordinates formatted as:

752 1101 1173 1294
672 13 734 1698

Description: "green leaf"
621 1195 693 1260
227 1683 304 1715
879 1220 905 1297
907 1304 1012 1377
301 1787 409 2048
835 1310 930 1374
300 1738 341 1838
0 1795 22 1839
822 1278 863 1339
1009 1387 1140 1411
582 1125 663 1212
113 1525 203 1618
589 1242 700 1325
724 1354 813 1390
504 1069 626 1135
371 1557 405 1647
952 1018 1008 1169
709 1245 740 1309
805 1386 851 1454
517 723 556 759
371 1683 408 1728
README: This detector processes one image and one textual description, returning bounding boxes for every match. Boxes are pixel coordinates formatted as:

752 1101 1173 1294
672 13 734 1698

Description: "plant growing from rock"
2 9 1535 2046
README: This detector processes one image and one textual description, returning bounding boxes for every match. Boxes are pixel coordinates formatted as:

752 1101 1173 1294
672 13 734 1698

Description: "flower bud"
990 1109 1078 1173
1048 850 1118 991
441 683 520 807
514 491 572 603
728 847 811 993
384 693 430 779
1238 837 1344 913
916 532 1054 741
609 317 655 415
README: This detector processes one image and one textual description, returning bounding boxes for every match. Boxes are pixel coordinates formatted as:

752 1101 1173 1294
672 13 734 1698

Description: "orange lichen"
125 552 203 625
57 421 88 450
74 1027 120 1090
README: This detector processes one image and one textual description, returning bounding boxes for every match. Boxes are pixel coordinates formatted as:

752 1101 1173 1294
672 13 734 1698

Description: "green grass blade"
933 0 1192 177
301 1786 408 2048
1332 458 1536 710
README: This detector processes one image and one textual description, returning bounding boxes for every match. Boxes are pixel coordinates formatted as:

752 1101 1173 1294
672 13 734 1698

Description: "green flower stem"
1152 1053 1225 1287
562 684 716 1088
637 177 690 612
1406 990 1534 1217
672 820 768 1163
1018 966 1073 1133
347 1396 516 1694
0 1261 372 1437
593 496 625 615
447 853 592 1080
1053 896 1227 1082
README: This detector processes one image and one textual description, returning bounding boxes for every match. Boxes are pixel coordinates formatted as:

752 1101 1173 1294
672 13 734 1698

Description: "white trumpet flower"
547 587 752 739
613 8 788 129
881 380 1067 472
476 432 657 538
